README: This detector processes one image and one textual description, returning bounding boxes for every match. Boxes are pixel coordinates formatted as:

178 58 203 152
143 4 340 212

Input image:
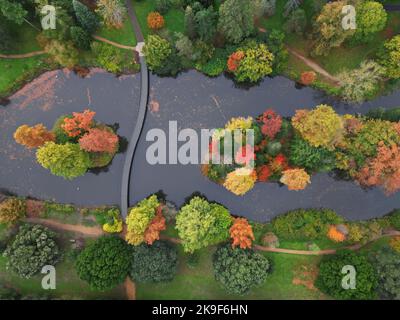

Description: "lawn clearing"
96 16 137 46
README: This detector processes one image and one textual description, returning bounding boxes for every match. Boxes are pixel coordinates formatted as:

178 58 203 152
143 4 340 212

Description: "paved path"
0 51 45 59
121 0 149 218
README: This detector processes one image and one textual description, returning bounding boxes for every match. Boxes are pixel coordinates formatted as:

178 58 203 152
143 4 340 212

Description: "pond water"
130 71 400 222
0 69 140 206
1 69 399 221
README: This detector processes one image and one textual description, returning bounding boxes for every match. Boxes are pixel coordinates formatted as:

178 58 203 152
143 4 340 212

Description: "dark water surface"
0 70 140 206
130 71 400 222
1 69 400 221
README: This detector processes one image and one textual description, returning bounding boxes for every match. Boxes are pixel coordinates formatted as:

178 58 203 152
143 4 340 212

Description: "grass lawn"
0 228 126 300
96 16 137 46
136 243 327 300
1 21 41 54
132 0 185 39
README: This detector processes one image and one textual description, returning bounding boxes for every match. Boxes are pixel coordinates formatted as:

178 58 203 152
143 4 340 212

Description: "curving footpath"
0 51 45 59
121 0 149 218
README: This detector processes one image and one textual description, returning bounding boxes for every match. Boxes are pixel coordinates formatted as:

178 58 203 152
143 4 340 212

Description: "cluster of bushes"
141 0 287 83
14 109 120 179
202 105 400 196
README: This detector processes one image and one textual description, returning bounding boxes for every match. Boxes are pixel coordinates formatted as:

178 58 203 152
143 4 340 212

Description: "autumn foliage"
300 71 317 85
257 165 271 182
147 11 165 30
327 225 346 242
229 218 255 249
62 109 95 137
14 124 55 148
227 51 245 72
258 109 282 139
357 142 400 195
143 206 167 245
235 144 255 166
280 168 311 191
79 128 119 153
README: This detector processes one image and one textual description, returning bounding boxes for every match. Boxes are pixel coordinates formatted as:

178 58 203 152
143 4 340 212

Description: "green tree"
72 0 99 34
0 0 27 24
184 5 196 39
129 241 178 283
36 142 91 179
353 1 387 43
96 0 127 29
175 197 232 252
369 246 400 300
379 35 400 79
218 0 254 44
3 224 60 278
213 244 270 295
289 136 336 172
70 26 91 50
316 250 378 300
0 21 11 51
312 0 355 56
262 29 288 75
143 35 172 71
75 236 131 290
195 6 217 43
338 60 384 103
285 8 307 35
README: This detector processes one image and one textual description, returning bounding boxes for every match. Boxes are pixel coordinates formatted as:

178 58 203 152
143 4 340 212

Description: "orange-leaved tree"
327 225 346 242
79 128 119 153
62 109 95 137
227 51 245 72
229 217 255 249
147 11 165 30
300 71 317 85
14 124 55 149
280 168 311 191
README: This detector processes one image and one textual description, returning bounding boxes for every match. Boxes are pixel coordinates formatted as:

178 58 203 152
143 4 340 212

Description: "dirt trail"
24 218 104 237
93 35 136 50
0 51 45 59
124 277 136 300
286 46 341 85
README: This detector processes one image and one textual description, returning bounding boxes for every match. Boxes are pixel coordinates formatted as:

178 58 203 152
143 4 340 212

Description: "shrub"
0 198 26 225
143 206 166 245
258 109 282 140
96 0 127 29
102 208 123 233
52 115 76 144
70 26 91 50
379 35 400 79
14 124 55 149
175 197 232 252
147 11 165 30
44 40 79 68
316 250 377 300
36 142 91 180
285 9 306 35
91 42 135 73
225 116 253 131
213 244 270 295
390 237 400 253
327 225 346 242
389 210 400 230
233 44 274 83
75 236 131 290
271 209 344 240
300 71 317 85
129 241 178 283
3 224 60 278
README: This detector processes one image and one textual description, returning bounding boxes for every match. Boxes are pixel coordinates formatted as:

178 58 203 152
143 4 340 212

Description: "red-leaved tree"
258 109 282 139
143 206 166 245
79 128 119 153
227 51 245 72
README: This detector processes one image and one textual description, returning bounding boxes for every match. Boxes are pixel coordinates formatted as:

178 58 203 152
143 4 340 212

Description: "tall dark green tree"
218 0 254 44
72 0 99 34
195 6 217 43
184 5 196 40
